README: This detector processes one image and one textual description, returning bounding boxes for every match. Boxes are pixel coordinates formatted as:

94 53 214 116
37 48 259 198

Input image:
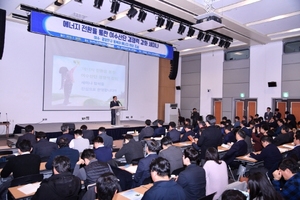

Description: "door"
291 102 300 123
248 101 257 119
235 101 244 120
276 101 287 116
213 99 222 124
235 99 257 121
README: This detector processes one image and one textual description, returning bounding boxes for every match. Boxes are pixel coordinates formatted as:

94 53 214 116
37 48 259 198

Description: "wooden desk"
118 164 138 174
8 182 41 199
173 141 192 148
113 184 152 200
218 145 230 152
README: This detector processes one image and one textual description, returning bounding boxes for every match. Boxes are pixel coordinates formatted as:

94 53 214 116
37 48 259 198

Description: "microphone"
6 113 8 122
118 101 122 106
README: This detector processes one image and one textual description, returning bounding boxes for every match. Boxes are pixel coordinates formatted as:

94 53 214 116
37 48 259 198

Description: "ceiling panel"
173 38 209 50
193 0 243 9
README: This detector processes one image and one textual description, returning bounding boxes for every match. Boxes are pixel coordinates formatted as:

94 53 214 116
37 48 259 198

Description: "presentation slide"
43 37 129 111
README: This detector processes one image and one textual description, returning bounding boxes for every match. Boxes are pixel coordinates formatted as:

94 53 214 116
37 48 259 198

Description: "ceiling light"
156 16 165 27
211 36 219 45
165 19 174 31
94 0 104 9
203 34 211 42
187 27 195 37
137 9 147 22
127 6 137 19
54 0 64 6
218 39 225 47
224 41 231 48
177 23 186 35
197 31 205 41
111 0 120 14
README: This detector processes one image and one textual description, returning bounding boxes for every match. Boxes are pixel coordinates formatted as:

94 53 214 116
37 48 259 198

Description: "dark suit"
56 133 74 145
32 139 58 161
287 146 300 161
16 133 36 148
223 131 236 144
46 147 79 170
82 130 95 144
110 100 120 125
1 154 41 178
94 146 113 162
264 111 273 122
166 129 181 143
196 126 223 160
273 132 294 146
134 153 158 186
99 132 113 149
159 145 183 173
153 127 165 137
180 130 195 142
138 126 154 141
191 111 200 127
222 140 248 165
177 164 206 200
115 139 144 163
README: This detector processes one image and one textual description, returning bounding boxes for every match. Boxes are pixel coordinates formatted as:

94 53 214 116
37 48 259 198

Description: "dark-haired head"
98 127 106 133
25 125 34 133
221 189 247 200
96 172 121 200
58 137 69 148
279 157 299 174
145 139 160 152
53 155 71 174
35 131 47 140
80 125 88 130
150 157 170 178
161 136 173 148
169 121 176 129
145 119 151 126
74 129 83 136
206 115 216 126
18 140 32 152
205 147 221 164
81 149 96 160
183 147 198 164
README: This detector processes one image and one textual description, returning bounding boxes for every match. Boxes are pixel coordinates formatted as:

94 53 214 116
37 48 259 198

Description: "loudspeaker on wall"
0 9 6 60
268 81 277 87
169 51 179 80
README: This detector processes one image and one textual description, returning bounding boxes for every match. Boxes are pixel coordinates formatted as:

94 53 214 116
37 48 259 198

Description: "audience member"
46 138 79 171
275 119 284 136
194 120 206 138
139 119 154 141
81 124 95 144
247 172 282 200
115 134 144 164
69 129 90 153
98 127 113 149
274 108 282 120
32 131 58 161
233 116 241 128
223 125 235 144
180 118 191 134
159 136 183 173
287 130 300 161
221 190 247 200
191 108 200 128
252 126 264 151
16 125 36 148
93 136 112 162
264 107 273 122
166 121 181 143
73 149 112 188
96 172 121 200
180 125 195 142
203 147 228 200
141 157 185 200
272 158 300 200
285 111 296 129
56 124 74 145
32 156 81 200
273 124 294 146
134 139 160 186
153 120 165 137
177 147 206 200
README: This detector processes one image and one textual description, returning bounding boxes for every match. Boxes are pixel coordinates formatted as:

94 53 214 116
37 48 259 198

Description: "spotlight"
94 0 103 9
187 27 195 37
211 36 219 45
110 0 120 14
177 23 186 35
127 6 138 19
165 19 174 31
197 31 205 41
224 41 231 48
218 39 225 47
156 16 165 27
137 9 147 22
203 34 211 42
54 0 64 6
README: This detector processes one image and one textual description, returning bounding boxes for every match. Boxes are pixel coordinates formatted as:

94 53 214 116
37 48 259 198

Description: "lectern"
111 106 123 126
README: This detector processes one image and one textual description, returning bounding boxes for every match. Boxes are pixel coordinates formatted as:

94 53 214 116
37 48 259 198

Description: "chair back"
0 150 13 156
10 174 44 187
199 192 216 200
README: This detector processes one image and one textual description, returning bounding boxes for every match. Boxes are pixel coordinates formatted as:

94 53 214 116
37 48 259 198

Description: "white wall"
0 21 159 132
200 50 223 116
250 41 282 116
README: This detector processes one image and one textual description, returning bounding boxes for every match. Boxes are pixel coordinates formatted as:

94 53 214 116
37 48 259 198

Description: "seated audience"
180 118 191 134
56 124 74 145
233 116 241 128
191 108 200 128
73 149 112 188
287 130 300 161
141 157 185 200
222 129 248 166
221 189 247 200
153 120 165 137
139 119 154 141
16 125 36 148
81 124 95 144
134 139 160 186
166 121 180 143
180 125 195 142
273 124 294 146
93 136 113 162
194 120 206 138
223 125 236 144
252 125 264 152
272 158 300 200
46 138 79 171
203 147 228 200
32 131 58 161
247 172 282 200
159 136 183 173
275 119 284 136
69 129 90 153
96 172 121 200
32 156 81 200
98 127 113 149
177 147 206 200
115 134 144 164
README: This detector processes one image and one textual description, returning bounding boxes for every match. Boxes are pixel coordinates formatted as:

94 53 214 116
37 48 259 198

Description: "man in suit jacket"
115 134 144 164
177 147 206 200
287 131 300 161
166 122 181 143
273 125 294 146
93 136 113 162
80 125 95 144
98 127 113 149
32 131 58 161
134 139 160 186
138 119 154 141
264 107 274 122
110 96 120 125
222 129 248 166
159 136 183 173
56 124 74 145
16 125 36 148
180 125 195 142
153 120 165 137
194 115 223 164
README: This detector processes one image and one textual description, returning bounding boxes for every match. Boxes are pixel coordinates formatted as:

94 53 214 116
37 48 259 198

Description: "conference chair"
10 174 44 187
198 192 216 200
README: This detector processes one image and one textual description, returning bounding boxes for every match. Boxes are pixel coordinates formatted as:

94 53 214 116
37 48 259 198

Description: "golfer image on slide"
59 65 77 105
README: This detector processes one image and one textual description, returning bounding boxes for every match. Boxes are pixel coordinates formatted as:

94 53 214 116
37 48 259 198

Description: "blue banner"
29 11 174 60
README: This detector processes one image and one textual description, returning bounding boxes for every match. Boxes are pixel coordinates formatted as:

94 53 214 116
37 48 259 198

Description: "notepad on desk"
17 182 40 194
121 189 143 200
282 144 294 149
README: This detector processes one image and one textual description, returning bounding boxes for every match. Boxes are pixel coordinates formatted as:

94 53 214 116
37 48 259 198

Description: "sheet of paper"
124 165 138 174
282 144 294 149
17 182 40 195
120 189 143 200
